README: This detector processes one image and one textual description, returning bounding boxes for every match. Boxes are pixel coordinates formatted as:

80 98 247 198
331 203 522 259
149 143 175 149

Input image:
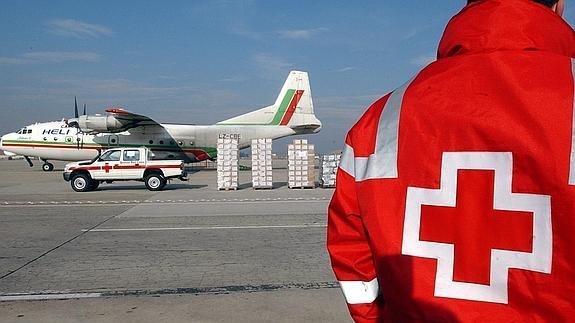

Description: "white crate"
320 153 341 188
217 137 240 190
251 138 273 189
288 139 315 189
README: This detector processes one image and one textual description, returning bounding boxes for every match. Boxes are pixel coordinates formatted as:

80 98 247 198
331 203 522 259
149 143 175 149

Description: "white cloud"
229 23 262 40
0 76 243 124
0 57 29 65
0 52 101 65
23 52 100 63
403 28 420 40
253 53 293 78
334 66 356 73
46 19 113 39
218 75 249 83
410 53 436 67
277 27 328 40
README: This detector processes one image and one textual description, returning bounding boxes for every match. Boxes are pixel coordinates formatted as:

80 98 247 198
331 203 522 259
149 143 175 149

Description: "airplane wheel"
42 162 54 172
145 173 166 191
71 174 92 192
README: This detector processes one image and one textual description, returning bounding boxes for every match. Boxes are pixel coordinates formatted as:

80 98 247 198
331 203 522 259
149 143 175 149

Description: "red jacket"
327 0 575 322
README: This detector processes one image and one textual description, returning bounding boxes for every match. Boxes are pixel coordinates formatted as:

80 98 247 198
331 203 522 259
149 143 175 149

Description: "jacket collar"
438 0 575 59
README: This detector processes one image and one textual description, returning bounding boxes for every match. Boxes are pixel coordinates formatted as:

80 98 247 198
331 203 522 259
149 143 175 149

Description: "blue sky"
1 1 574 153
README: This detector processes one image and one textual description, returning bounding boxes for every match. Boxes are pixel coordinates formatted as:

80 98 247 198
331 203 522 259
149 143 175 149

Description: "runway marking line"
0 281 340 302
83 224 327 232
0 293 101 302
0 197 330 207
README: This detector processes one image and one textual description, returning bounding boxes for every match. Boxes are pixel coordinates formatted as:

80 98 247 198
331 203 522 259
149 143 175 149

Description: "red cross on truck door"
102 163 113 173
402 152 552 304
91 149 121 180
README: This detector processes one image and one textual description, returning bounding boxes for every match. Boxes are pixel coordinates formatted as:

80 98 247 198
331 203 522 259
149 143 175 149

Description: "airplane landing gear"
42 161 54 172
24 156 34 167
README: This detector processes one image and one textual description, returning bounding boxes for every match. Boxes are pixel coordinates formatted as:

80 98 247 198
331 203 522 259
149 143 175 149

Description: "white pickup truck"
63 147 187 192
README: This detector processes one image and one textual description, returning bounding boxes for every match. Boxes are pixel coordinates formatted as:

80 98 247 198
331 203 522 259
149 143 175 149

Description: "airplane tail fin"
217 71 322 133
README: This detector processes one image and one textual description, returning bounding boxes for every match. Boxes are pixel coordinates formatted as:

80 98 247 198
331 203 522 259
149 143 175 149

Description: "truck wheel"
71 174 92 192
145 173 166 191
89 180 100 191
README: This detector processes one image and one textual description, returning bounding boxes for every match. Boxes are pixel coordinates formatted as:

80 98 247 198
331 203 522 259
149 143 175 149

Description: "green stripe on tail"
269 89 296 125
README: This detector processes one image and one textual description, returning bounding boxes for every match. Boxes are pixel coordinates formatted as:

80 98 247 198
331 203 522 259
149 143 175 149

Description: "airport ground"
0 160 350 322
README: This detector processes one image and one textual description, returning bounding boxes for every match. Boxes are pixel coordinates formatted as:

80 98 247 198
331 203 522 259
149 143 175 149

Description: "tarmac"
0 160 351 322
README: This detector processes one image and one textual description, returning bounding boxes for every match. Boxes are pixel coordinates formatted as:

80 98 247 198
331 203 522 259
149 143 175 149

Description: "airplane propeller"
70 96 86 150
74 96 79 119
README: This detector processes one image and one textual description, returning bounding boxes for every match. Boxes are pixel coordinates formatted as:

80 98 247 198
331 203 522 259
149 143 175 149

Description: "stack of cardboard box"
251 138 273 189
217 137 239 190
321 154 341 188
288 139 315 188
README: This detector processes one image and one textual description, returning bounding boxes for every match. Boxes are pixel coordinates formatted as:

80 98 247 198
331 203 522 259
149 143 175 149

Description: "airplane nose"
0 133 12 150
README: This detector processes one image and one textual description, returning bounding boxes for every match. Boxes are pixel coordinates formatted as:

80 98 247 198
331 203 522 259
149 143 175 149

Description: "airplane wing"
71 108 165 134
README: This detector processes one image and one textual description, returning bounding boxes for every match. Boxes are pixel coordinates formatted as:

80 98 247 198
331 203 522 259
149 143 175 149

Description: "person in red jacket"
327 0 575 321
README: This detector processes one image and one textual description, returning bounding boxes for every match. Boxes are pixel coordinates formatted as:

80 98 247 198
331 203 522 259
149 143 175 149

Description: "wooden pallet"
218 187 238 191
288 185 315 189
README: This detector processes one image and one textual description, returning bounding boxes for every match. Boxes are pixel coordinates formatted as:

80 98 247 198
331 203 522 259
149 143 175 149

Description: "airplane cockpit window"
99 150 121 161
17 128 32 134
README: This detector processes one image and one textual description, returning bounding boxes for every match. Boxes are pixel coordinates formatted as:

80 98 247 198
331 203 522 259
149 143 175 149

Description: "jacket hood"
438 0 575 59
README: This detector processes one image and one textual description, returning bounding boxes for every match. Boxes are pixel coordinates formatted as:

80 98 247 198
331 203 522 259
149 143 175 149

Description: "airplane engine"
77 115 128 133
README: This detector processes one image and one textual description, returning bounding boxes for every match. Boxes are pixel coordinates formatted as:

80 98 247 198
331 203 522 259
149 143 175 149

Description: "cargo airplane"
0 71 321 171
